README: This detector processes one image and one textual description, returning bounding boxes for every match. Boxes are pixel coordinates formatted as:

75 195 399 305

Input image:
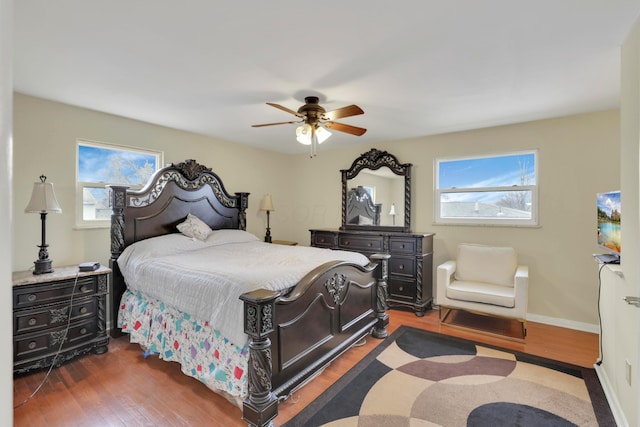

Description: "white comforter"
117 230 370 347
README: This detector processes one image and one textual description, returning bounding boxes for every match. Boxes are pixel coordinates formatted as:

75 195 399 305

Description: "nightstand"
12 265 111 374
272 240 298 246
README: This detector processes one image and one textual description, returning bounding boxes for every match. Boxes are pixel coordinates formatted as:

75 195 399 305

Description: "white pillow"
205 229 260 245
177 213 212 241
117 233 206 267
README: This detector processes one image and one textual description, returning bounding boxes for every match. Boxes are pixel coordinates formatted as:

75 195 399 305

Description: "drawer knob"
80 307 87 314
27 294 36 302
80 286 88 292
80 328 87 335
368 242 372 247
399 286 404 292
344 241 349 245
401 244 405 248
28 341 36 350
28 318 37 326
399 264 404 270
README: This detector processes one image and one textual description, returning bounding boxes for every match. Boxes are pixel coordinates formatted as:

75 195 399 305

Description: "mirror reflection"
347 168 404 227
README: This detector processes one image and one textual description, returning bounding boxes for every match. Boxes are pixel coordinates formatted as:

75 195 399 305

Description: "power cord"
14 271 80 409
595 263 605 366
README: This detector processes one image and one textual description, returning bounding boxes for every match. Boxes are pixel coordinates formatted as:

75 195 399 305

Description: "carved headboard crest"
173 159 212 181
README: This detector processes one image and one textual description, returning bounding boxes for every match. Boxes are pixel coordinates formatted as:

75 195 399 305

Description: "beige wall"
13 94 620 334
287 110 620 330
12 93 290 271
2 0 13 424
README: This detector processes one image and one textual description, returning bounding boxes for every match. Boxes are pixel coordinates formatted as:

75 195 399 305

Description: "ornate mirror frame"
341 148 412 232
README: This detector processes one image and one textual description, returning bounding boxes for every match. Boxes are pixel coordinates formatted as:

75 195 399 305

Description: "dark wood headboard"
108 159 249 335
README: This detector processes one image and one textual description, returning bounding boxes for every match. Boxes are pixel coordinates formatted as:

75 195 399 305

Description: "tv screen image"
596 190 621 263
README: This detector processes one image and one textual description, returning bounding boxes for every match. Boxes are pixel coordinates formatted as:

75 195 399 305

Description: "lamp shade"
389 203 396 216
259 194 275 212
314 126 331 144
296 124 313 145
25 176 62 213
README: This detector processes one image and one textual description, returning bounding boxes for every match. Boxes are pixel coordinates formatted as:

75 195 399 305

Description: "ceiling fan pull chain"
310 127 317 158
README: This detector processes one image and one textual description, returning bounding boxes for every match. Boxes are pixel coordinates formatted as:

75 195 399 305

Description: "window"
76 140 163 228
435 150 538 226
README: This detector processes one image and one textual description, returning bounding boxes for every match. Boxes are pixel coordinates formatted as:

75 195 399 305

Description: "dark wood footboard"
240 255 390 427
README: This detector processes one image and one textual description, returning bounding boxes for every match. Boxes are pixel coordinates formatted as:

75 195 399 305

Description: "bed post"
240 289 280 427
108 185 129 337
370 254 391 338
235 192 249 230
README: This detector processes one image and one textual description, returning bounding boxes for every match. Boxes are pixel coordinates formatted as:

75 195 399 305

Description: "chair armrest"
514 265 529 315
436 260 457 305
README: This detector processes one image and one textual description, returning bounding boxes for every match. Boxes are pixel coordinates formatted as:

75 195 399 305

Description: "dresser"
12 265 111 374
310 229 434 315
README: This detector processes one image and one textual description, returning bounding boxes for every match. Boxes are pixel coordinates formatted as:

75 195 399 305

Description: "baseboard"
526 313 599 334
595 364 629 427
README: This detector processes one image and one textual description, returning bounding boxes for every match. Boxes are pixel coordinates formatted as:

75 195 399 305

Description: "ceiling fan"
252 96 367 157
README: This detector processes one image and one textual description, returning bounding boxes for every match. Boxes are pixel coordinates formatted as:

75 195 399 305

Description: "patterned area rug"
284 326 614 426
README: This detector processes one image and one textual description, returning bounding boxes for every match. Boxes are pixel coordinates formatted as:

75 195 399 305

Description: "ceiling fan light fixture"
296 124 312 145
315 126 331 144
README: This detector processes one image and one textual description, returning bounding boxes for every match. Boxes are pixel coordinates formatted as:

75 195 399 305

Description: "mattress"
117 230 369 347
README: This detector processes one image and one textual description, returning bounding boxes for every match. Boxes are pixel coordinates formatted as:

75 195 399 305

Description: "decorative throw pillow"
177 213 212 241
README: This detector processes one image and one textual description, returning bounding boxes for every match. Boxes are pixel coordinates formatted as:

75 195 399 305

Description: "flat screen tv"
596 190 621 264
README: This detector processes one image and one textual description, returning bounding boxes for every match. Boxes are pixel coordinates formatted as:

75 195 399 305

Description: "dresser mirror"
341 148 412 232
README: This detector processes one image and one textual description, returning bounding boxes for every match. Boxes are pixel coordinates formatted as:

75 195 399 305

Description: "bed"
108 159 390 427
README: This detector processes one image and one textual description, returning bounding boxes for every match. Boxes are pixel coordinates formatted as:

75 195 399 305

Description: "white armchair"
436 243 529 338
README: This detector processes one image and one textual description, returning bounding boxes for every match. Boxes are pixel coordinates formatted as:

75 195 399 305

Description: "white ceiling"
13 1 640 155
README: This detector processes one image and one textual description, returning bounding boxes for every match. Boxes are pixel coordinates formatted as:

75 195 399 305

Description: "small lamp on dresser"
24 175 62 274
389 203 396 225
259 194 275 243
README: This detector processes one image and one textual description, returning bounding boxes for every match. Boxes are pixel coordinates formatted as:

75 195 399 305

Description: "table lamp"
259 194 275 243
25 175 62 274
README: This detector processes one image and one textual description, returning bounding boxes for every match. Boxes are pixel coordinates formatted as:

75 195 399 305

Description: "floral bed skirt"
118 289 249 404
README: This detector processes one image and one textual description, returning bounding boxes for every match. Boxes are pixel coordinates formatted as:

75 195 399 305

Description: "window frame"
434 150 539 227
75 139 163 229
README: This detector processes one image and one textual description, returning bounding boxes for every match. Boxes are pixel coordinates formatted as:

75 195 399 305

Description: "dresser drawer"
14 297 97 335
389 238 417 254
311 231 336 248
389 256 416 277
14 276 98 309
338 234 384 252
388 278 416 303
14 319 98 361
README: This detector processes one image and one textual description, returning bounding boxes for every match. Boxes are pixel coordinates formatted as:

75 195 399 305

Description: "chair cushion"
455 243 517 287
447 280 516 308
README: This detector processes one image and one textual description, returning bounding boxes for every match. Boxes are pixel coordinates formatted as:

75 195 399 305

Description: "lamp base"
33 258 53 275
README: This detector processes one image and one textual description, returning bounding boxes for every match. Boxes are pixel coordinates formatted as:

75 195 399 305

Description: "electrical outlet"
625 360 632 386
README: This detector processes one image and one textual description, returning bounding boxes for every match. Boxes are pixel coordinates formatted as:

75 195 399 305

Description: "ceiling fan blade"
324 121 367 136
251 120 302 127
266 102 304 118
322 105 364 121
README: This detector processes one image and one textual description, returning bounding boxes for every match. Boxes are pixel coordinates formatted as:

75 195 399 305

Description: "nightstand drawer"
14 298 97 335
389 238 417 254
14 319 97 360
338 234 384 252
389 256 416 277
14 277 98 309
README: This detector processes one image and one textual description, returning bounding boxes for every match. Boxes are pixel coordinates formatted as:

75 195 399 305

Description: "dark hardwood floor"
13 308 599 426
